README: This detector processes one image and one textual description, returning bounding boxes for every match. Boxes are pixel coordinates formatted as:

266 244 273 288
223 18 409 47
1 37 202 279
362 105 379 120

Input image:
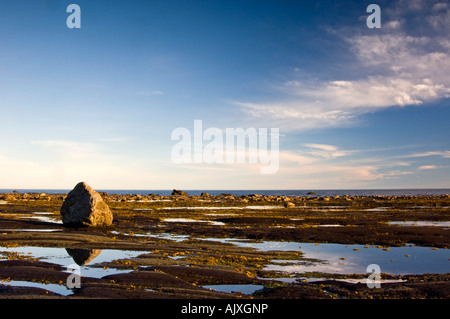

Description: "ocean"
1 189 450 197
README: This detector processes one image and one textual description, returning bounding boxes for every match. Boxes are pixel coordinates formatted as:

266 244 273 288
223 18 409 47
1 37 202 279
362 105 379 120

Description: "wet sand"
0 192 449 299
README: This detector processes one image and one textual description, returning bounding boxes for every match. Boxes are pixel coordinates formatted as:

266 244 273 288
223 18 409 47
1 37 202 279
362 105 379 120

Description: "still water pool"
197 237 450 275
0 246 148 295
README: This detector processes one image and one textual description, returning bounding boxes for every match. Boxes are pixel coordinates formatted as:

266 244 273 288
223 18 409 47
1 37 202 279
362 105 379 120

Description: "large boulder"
60 182 113 227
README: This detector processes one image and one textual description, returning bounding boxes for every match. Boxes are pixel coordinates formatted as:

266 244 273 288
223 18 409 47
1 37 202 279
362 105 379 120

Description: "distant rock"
3 194 15 201
60 182 113 227
172 189 187 196
66 248 102 265
307 192 317 195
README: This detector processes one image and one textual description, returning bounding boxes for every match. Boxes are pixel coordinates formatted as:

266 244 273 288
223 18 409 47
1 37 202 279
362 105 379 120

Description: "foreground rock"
60 182 113 227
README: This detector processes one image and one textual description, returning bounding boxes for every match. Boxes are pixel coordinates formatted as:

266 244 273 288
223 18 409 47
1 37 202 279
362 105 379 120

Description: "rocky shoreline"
2 190 450 202
0 191 449 299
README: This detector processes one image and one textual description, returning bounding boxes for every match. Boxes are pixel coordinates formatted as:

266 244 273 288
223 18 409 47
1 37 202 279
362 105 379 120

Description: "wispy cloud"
302 143 353 158
400 150 450 158
137 90 164 96
235 1 450 131
31 140 99 159
418 165 439 170
97 137 129 143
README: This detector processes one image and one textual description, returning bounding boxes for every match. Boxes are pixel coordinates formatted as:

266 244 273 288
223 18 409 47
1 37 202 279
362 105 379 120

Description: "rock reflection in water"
66 248 102 266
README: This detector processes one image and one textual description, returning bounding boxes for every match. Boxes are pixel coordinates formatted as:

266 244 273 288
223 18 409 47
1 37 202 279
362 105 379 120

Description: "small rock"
284 201 295 208
3 195 15 201
60 182 113 227
172 189 187 196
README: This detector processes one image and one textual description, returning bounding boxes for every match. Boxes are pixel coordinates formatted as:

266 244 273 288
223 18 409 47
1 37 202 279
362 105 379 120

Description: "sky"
0 0 449 190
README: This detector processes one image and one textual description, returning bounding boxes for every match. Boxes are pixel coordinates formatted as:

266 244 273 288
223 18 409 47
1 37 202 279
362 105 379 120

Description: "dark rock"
3 194 15 201
172 189 187 196
284 201 295 208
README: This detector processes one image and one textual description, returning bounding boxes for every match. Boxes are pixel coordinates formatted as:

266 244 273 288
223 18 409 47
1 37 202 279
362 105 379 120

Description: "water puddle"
388 221 450 227
365 207 390 212
19 215 63 224
161 206 283 210
203 284 264 295
162 218 225 226
111 231 191 242
148 233 191 242
327 278 407 284
261 242 450 275
0 279 74 296
0 246 146 278
194 238 449 275
0 246 151 296
3 212 63 224
312 224 342 228
204 213 237 216
105 231 450 276
0 229 61 232
259 276 406 285
305 206 350 211
246 206 284 210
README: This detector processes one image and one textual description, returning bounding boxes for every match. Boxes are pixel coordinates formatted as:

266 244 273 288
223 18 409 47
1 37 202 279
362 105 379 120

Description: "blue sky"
0 0 449 190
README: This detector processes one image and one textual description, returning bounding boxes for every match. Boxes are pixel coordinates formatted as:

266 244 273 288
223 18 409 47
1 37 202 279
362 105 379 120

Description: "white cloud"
418 165 438 170
402 150 450 158
303 143 338 152
236 3 450 132
385 20 401 29
302 143 352 159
